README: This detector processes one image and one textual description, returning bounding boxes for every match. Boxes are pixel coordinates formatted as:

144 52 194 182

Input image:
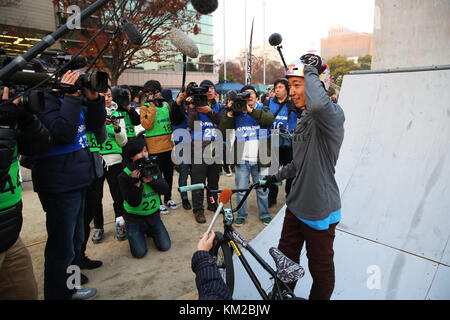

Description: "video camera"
227 90 250 116
106 114 125 123
0 49 108 103
185 82 208 107
134 156 159 181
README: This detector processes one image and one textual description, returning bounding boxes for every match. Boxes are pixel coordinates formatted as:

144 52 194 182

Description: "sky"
212 0 375 63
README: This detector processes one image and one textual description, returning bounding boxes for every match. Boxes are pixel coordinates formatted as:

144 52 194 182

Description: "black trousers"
269 146 294 202
191 162 221 212
150 150 174 204
92 163 125 228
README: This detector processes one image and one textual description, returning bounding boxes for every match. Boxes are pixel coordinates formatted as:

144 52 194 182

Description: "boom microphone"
121 19 143 45
168 29 199 59
206 188 232 235
191 0 219 15
268 33 282 47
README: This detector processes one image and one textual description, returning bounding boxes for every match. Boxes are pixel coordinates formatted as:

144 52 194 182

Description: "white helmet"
285 58 331 91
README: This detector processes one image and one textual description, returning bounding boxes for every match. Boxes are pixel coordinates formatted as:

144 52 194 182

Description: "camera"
0 49 108 98
185 82 208 107
227 90 250 115
106 114 125 122
134 156 159 180
111 86 131 109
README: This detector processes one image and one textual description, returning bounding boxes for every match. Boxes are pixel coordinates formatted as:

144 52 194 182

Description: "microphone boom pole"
0 0 113 82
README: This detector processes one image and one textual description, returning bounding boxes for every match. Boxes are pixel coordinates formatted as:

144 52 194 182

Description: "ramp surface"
232 69 450 299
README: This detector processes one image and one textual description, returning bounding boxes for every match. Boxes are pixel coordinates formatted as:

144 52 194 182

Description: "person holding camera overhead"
0 87 52 299
93 86 128 243
31 69 105 300
187 80 224 224
219 85 274 227
140 80 177 214
118 138 170 258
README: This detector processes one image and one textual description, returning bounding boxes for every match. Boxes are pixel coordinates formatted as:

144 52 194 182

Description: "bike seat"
269 247 305 284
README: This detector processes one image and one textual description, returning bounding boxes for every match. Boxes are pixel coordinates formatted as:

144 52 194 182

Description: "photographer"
32 70 105 300
112 85 140 139
118 138 170 258
265 78 297 208
0 87 51 299
169 90 192 210
263 54 345 300
94 86 128 242
187 80 224 224
140 80 177 214
219 85 274 227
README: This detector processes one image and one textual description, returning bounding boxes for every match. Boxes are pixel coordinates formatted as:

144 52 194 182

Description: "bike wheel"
209 231 235 295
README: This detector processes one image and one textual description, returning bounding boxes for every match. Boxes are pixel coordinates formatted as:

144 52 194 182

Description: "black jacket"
0 104 52 253
118 160 169 223
31 93 106 194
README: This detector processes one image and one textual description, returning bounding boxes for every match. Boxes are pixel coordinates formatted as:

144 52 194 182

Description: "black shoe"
182 199 192 210
81 273 89 285
80 257 103 270
207 204 216 212
268 199 277 208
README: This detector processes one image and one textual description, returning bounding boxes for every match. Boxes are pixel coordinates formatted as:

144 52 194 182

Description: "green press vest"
144 102 172 138
99 111 122 155
118 110 136 138
123 167 160 216
86 131 100 152
0 145 22 211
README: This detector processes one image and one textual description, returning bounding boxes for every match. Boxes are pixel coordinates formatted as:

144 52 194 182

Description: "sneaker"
182 199 192 210
72 288 97 300
166 200 178 210
116 226 127 241
194 210 206 224
262 217 272 226
160 204 169 214
92 228 104 244
234 218 245 227
80 257 103 270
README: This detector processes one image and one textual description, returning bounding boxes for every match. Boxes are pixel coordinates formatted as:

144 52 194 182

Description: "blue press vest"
172 114 189 144
269 99 297 132
192 102 220 141
234 102 268 142
36 104 88 159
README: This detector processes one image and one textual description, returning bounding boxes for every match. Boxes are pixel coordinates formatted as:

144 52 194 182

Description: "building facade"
320 26 373 60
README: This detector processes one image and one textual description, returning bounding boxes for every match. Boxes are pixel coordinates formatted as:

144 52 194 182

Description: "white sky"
212 0 375 62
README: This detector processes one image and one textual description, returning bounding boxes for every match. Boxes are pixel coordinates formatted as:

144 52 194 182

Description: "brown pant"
278 208 338 300
0 237 38 300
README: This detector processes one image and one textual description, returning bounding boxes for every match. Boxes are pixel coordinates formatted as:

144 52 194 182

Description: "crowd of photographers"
1 50 338 300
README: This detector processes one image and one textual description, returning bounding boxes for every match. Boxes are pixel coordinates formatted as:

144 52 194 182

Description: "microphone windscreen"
66 55 88 70
268 33 282 46
191 0 219 15
8 71 50 87
168 29 199 58
122 21 143 45
219 188 232 205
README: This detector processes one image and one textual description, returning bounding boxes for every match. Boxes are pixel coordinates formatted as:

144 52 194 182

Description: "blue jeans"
125 214 171 258
235 161 270 220
38 189 85 300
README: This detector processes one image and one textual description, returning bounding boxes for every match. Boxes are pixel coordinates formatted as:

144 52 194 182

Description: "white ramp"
233 68 450 300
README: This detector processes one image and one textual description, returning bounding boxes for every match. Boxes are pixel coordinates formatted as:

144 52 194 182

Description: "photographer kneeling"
118 138 171 259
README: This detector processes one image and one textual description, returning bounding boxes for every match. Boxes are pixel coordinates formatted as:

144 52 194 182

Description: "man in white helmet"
263 54 345 300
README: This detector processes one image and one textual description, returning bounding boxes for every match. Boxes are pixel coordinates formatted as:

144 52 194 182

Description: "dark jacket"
219 105 274 167
31 93 106 194
0 106 52 253
191 250 233 300
118 160 169 223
